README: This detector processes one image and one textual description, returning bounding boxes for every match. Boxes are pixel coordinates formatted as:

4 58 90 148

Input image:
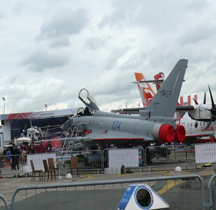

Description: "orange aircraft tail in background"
134 73 155 107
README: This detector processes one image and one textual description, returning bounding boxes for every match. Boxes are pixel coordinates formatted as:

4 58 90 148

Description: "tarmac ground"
0 162 215 209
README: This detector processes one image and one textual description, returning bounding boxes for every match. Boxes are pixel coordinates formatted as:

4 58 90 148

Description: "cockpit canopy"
78 88 99 111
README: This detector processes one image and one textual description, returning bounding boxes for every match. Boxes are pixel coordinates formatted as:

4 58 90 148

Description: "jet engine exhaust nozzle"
158 124 175 143
174 124 186 142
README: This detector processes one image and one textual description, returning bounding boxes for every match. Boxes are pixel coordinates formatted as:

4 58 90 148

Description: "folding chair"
30 160 43 181
70 156 80 177
43 159 56 181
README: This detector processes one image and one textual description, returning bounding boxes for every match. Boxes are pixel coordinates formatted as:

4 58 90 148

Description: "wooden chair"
48 158 58 171
71 156 80 177
43 159 56 181
30 160 43 181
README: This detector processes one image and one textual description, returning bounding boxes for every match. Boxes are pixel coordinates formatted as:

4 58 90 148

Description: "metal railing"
2 174 216 209
7 174 205 210
143 144 196 170
56 149 105 171
0 150 105 178
0 154 27 177
208 174 216 210
0 194 9 210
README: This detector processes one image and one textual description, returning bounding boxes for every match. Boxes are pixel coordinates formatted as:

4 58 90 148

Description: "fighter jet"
61 59 188 149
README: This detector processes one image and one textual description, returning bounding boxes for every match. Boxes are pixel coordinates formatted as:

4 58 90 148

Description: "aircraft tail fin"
154 72 165 91
144 59 188 118
134 73 155 107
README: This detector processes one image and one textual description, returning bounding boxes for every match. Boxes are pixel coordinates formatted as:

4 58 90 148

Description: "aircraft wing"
73 131 154 145
184 131 214 143
111 105 195 115
111 108 145 114
176 106 194 111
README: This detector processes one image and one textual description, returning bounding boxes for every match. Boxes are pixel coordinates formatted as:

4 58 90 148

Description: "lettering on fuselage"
159 89 172 98
201 126 214 132
112 121 122 131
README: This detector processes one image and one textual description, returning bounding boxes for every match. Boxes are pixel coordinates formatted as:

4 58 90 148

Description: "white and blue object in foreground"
117 184 169 210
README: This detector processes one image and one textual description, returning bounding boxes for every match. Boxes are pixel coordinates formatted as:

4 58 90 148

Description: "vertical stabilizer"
154 72 165 91
134 73 155 106
145 59 188 118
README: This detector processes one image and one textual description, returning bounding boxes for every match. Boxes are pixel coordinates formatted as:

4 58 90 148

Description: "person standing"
11 143 16 170
46 141 53 153
6 148 11 166
13 145 20 170
38 141 45 153
29 141 36 154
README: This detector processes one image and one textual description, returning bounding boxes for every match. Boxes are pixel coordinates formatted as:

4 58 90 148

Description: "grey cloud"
85 37 107 51
119 52 147 71
0 86 31 111
98 10 131 28
178 24 216 45
86 69 133 97
106 46 130 70
49 37 70 48
37 8 89 40
12 1 27 14
86 78 139 110
6 73 26 85
98 0 211 32
22 49 71 72
0 11 4 20
98 0 136 28
187 0 210 12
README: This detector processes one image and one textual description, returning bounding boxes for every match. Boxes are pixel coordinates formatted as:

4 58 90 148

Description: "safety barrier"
0 154 27 178
56 149 106 172
143 144 196 170
0 144 202 178
208 174 216 210
0 194 9 210
2 174 205 210
0 150 105 178
3 174 216 209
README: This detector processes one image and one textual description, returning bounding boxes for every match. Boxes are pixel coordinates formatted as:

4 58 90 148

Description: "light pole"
45 104 47 111
2 97 5 114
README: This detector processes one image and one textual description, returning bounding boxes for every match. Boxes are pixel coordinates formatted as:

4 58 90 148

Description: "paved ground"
0 162 215 209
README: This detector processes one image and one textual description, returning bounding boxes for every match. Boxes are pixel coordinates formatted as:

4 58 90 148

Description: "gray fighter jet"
61 59 188 149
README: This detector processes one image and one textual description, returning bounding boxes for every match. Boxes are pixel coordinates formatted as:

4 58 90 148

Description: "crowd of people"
4 140 53 170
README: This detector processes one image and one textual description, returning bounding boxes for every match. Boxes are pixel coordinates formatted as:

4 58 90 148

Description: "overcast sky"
0 0 216 115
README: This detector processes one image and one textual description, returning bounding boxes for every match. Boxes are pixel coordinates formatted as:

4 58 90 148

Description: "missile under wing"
61 59 188 148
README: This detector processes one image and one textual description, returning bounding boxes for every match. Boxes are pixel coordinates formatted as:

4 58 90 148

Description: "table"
53 160 65 179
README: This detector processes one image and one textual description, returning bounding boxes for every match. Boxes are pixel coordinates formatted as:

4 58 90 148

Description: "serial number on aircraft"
112 121 122 131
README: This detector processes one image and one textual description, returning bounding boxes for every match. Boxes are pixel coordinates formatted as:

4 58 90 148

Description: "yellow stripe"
196 164 204 169
200 171 214 176
157 180 184 195
87 174 93 178
152 168 170 176
157 170 212 195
